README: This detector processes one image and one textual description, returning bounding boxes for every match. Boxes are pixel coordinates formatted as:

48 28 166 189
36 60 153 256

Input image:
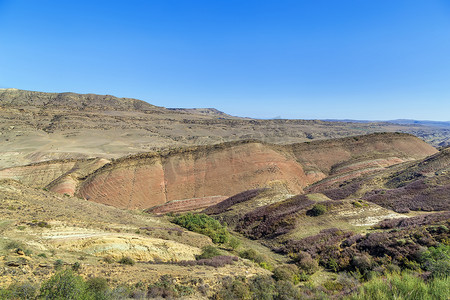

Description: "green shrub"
171 213 229 244
196 245 221 260
37 221 51 228
274 280 301 300
118 256 135 266
351 253 373 273
86 277 109 300
102 256 115 264
228 236 241 250
346 272 450 300
308 204 327 216
72 262 82 272
4 240 22 250
352 201 363 208
214 277 251 300
420 244 450 277
239 249 272 270
54 259 64 270
259 261 273 271
323 279 345 292
273 265 300 284
239 249 265 264
40 269 92 299
4 282 38 299
147 275 194 298
292 251 319 274
249 275 276 300
38 253 47 258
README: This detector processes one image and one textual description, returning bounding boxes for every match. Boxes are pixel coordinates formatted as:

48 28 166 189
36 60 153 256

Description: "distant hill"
0 88 449 169
0 88 163 111
167 107 235 118
388 119 450 128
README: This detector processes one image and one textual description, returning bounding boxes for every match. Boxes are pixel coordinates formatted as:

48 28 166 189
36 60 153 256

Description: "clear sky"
1 0 449 120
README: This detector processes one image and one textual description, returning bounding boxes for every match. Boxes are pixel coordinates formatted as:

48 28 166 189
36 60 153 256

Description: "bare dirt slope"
0 179 268 290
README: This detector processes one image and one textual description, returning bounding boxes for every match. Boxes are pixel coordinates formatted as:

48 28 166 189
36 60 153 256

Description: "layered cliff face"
77 133 436 209
47 158 110 196
0 160 77 187
78 142 316 209
0 133 437 209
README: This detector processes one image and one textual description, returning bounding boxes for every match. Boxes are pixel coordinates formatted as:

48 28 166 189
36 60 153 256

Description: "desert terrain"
0 89 448 299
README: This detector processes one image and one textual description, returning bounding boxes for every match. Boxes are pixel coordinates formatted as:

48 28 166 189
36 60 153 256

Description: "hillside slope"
0 133 435 209
1 89 447 169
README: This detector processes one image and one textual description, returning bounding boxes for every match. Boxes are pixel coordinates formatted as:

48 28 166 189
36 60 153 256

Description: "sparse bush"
308 204 327 216
196 245 221 260
311 180 362 200
37 221 51 228
179 256 238 268
71 261 81 272
273 265 300 283
214 277 251 300
352 201 363 208
147 275 193 298
259 261 273 270
4 282 38 299
102 256 115 264
420 244 450 277
86 277 109 299
239 249 264 264
4 240 22 250
40 269 91 299
118 256 135 266
171 213 230 244
38 253 47 258
54 259 64 270
363 180 450 213
292 251 319 274
239 249 272 270
274 280 301 300
351 253 373 273
374 212 450 229
249 275 276 300
228 236 241 250
347 272 450 300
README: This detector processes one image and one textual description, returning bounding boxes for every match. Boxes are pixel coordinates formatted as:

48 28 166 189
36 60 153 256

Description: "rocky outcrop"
79 142 315 209
0 88 163 111
0 160 77 187
47 158 110 196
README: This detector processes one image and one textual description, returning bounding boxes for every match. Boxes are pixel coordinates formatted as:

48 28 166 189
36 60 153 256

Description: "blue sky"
1 0 449 120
